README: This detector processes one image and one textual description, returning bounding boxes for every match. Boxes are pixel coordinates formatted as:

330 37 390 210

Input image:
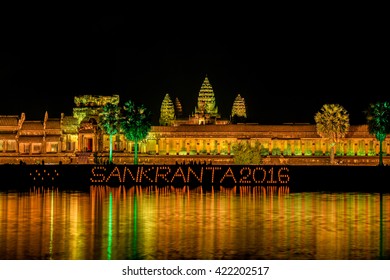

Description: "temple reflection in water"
0 185 388 260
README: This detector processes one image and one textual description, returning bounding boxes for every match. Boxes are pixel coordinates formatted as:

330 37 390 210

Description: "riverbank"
0 164 388 193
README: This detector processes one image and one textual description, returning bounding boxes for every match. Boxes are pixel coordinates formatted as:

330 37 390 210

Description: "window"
66 141 75 151
47 143 58 153
114 135 122 151
20 143 30 154
32 144 41 153
7 141 16 152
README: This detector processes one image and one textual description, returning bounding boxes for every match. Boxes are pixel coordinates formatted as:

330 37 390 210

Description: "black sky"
1 11 387 125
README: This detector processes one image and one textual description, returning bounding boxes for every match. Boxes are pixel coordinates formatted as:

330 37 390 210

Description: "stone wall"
1 153 387 166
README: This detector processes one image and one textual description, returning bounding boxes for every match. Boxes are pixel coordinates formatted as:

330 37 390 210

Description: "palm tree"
365 101 390 166
314 104 350 164
120 100 152 165
98 102 121 164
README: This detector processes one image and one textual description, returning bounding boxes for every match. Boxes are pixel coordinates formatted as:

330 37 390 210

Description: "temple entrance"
85 138 93 152
78 117 98 153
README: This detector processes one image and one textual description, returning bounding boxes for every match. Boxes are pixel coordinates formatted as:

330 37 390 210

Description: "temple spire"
231 94 247 118
194 74 219 116
159 93 175 126
174 97 183 118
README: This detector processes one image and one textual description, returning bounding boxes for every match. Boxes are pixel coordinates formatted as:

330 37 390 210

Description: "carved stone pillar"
176 141 180 155
78 135 83 152
93 134 97 152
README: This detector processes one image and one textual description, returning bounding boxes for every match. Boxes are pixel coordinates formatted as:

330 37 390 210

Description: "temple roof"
20 121 44 131
0 133 17 140
45 119 61 129
0 116 19 127
45 135 61 142
62 116 78 125
18 136 44 143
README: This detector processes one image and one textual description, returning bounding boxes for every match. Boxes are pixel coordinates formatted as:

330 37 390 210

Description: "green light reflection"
107 192 112 260
132 195 138 259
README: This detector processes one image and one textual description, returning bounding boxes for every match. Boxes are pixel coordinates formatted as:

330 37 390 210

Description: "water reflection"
0 186 389 260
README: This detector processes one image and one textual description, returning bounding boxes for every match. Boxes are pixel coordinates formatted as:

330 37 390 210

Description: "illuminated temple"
0 75 388 165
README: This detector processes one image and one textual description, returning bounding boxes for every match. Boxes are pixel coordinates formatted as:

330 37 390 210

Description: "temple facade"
0 76 389 165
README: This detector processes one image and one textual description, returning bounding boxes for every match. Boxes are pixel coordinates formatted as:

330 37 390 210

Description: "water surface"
0 185 389 260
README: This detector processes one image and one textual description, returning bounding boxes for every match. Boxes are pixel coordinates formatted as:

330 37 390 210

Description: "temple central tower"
194 75 219 116
158 74 229 125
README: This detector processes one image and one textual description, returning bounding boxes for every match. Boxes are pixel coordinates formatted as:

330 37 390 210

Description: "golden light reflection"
0 187 389 260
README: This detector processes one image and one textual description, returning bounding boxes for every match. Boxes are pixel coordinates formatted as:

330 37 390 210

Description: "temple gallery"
0 75 387 166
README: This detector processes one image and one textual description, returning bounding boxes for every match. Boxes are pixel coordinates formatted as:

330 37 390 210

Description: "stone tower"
231 93 247 118
73 94 120 125
194 75 219 117
174 97 183 118
159 93 175 126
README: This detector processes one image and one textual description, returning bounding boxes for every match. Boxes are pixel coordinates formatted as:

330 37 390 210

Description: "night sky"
1 12 387 126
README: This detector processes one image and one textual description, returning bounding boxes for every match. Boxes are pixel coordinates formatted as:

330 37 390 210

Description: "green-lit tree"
314 104 350 164
232 141 262 164
120 100 152 165
365 101 390 166
98 102 121 164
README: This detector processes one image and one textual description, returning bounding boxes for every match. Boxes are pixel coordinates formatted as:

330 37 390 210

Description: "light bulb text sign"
90 165 290 186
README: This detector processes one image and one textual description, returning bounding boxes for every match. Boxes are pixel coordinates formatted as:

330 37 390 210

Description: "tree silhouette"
98 102 121 164
314 104 350 164
365 101 390 166
120 100 152 165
